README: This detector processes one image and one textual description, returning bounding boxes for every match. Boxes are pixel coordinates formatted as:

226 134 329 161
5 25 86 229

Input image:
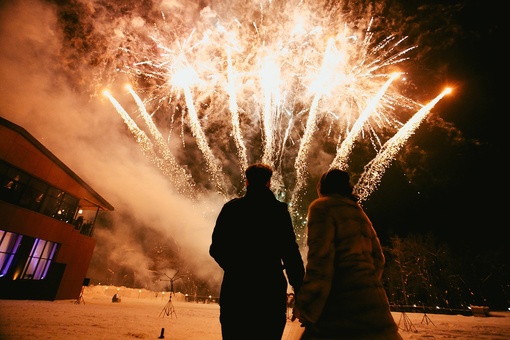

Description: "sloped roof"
0 115 114 211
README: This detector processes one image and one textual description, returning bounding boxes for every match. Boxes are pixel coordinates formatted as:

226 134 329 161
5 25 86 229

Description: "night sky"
0 0 506 287
361 0 505 253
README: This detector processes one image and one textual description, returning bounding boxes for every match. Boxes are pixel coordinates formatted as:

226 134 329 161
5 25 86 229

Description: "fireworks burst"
100 0 451 234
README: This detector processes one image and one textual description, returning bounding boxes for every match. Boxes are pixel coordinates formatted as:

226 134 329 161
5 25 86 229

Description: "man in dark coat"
210 163 305 340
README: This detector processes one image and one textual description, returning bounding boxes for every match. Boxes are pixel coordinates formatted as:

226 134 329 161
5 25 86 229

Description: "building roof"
0 115 114 211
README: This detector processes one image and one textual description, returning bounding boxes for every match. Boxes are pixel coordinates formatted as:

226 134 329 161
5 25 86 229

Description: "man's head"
245 163 273 188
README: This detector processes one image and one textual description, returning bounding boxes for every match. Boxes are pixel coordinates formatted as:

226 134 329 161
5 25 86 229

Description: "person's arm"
280 204 305 292
370 225 385 280
295 200 335 324
209 205 232 270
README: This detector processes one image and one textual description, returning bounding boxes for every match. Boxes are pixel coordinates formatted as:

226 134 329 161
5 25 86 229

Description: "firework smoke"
0 0 458 293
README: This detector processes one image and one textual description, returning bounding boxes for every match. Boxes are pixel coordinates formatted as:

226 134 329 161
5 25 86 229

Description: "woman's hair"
317 169 359 202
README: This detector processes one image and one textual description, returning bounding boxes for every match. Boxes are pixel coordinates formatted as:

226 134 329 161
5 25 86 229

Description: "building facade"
0 116 114 300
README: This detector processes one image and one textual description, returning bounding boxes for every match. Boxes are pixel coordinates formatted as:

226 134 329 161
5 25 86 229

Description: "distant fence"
390 304 472 316
83 285 218 304
469 305 490 317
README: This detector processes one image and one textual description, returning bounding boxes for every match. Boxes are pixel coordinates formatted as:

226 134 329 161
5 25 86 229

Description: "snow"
1 285 509 339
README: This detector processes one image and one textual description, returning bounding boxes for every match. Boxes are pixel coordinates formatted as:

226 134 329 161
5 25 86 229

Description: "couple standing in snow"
210 163 402 340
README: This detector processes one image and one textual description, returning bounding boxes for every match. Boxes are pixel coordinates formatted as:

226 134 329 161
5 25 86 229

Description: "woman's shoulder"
310 195 355 208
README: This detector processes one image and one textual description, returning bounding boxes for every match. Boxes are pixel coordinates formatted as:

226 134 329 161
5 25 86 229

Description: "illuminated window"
0 230 23 277
21 239 58 280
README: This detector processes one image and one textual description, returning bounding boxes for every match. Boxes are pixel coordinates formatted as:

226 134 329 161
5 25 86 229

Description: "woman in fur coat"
293 169 402 340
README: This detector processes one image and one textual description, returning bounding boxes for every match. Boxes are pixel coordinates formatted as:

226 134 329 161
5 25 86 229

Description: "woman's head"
317 169 358 201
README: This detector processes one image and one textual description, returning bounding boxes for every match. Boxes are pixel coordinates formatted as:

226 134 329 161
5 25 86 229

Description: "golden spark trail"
226 49 249 177
260 59 280 168
126 86 196 197
181 81 228 198
103 90 166 174
99 0 450 232
290 39 337 214
329 73 400 170
354 87 452 202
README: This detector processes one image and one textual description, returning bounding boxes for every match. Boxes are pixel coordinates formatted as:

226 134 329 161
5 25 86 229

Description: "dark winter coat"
210 185 304 339
295 194 402 340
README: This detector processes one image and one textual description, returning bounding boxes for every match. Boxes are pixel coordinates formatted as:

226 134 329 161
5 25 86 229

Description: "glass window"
0 230 23 277
0 160 8 175
0 161 96 227
21 238 58 280
19 177 48 212
40 187 64 219
0 167 29 204
59 193 79 223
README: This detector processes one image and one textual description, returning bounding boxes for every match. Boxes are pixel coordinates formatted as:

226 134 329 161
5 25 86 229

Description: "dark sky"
0 0 505 286
362 0 505 252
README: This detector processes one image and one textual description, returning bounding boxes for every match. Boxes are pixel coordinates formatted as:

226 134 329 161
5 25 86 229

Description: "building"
0 116 114 300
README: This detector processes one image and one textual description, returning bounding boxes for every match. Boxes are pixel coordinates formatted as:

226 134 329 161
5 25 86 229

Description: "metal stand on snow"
74 286 86 304
74 278 89 304
421 312 435 326
159 271 181 318
159 295 177 318
398 311 417 333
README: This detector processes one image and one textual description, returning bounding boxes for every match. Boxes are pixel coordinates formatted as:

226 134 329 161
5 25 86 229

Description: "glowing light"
330 72 401 171
100 1 452 234
354 88 452 201
103 89 195 197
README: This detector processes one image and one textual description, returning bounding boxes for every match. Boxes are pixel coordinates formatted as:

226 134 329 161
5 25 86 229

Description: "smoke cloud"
0 0 226 293
0 0 466 294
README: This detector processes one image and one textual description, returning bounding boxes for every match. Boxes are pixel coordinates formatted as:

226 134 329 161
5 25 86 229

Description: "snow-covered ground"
1 285 509 339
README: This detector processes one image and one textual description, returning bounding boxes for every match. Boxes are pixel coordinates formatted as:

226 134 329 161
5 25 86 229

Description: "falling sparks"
104 89 196 197
354 87 453 202
329 72 401 171
99 1 452 234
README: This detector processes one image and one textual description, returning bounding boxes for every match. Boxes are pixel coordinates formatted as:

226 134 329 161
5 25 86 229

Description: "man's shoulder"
275 199 289 209
223 197 241 207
